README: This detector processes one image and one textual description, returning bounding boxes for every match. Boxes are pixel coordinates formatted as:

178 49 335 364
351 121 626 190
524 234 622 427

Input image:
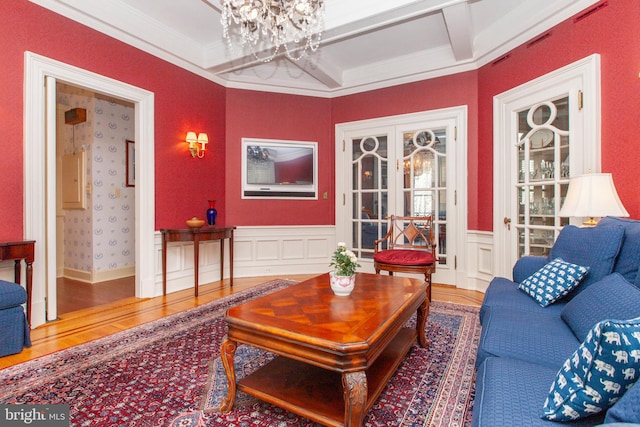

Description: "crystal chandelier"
220 0 325 62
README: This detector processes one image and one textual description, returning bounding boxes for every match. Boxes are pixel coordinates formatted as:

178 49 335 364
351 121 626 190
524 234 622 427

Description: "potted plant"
329 242 360 296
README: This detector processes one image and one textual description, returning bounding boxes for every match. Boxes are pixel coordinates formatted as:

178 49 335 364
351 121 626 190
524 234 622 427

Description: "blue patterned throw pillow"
542 317 640 421
518 258 590 307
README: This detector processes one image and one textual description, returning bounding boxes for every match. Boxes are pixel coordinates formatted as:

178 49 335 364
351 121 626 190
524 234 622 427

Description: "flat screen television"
241 138 318 199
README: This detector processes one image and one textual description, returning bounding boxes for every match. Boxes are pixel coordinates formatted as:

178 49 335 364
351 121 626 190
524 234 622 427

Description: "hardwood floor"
57 276 136 315
0 275 484 369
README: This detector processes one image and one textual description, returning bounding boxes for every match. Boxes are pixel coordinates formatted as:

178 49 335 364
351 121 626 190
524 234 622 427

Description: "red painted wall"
331 72 480 227
332 0 640 231
477 0 640 230
0 1 226 240
225 89 332 225
1 0 638 240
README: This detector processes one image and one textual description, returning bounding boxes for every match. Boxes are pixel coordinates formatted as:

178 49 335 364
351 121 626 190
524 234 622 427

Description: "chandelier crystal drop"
220 0 324 62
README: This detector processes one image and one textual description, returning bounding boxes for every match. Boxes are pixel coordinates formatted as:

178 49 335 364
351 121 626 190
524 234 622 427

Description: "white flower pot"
329 271 355 296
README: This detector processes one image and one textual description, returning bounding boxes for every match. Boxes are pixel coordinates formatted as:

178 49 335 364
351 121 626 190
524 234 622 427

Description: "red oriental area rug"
0 279 480 426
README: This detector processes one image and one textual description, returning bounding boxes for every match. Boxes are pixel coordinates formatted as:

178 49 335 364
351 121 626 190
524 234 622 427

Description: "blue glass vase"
206 200 217 226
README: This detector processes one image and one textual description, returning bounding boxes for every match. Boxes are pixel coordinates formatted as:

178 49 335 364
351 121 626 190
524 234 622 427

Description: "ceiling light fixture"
220 0 324 63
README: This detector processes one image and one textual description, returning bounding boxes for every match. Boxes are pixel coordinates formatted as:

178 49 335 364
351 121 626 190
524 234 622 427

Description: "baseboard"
62 265 135 284
62 268 92 283
93 265 135 283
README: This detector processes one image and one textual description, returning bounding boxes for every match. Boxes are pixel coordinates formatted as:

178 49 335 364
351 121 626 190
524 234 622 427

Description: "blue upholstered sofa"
473 217 640 427
0 280 31 357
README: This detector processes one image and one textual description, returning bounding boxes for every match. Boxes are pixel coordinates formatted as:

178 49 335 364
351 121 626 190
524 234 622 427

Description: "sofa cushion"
512 255 550 283
472 357 605 427
561 273 640 342
479 277 565 324
0 280 28 309
542 317 640 422
598 216 640 286
477 306 580 369
604 380 640 424
549 225 625 296
373 249 436 266
519 258 589 307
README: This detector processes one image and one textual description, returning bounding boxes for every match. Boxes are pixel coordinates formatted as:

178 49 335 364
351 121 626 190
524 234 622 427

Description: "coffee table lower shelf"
237 327 417 427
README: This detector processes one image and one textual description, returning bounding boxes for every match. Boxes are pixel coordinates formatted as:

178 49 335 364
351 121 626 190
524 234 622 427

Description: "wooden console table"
160 227 235 296
0 240 35 325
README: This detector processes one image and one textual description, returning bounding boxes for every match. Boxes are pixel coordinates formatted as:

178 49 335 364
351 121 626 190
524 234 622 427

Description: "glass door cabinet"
516 97 571 258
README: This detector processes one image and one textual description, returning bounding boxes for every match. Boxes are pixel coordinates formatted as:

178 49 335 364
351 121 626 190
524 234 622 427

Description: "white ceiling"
32 0 599 97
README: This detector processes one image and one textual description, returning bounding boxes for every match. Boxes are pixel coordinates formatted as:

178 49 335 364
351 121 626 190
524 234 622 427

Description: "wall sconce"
186 132 208 158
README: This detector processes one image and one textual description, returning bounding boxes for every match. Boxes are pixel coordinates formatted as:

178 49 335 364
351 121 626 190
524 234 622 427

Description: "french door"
335 107 467 286
494 55 601 277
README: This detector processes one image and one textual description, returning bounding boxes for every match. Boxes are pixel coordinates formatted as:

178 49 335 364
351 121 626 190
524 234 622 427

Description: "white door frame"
24 52 156 327
493 54 601 278
335 106 468 287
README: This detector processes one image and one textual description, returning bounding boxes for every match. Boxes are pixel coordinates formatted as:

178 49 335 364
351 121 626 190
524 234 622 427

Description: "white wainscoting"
0 263 22 283
464 230 494 293
155 226 336 296
154 226 494 296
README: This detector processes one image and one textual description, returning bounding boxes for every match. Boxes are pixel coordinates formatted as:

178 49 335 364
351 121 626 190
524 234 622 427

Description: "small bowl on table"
186 218 205 229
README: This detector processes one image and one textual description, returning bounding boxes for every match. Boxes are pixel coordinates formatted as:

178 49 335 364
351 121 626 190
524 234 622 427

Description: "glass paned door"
515 97 571 258
351 134 389 260
494 55 599 278
337 107 465 286
401 128 448 266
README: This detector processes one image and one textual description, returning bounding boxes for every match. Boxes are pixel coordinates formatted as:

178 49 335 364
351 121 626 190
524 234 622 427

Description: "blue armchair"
0 280 31 357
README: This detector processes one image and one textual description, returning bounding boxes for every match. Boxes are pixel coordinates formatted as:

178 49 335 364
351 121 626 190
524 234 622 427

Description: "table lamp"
558 173 629 226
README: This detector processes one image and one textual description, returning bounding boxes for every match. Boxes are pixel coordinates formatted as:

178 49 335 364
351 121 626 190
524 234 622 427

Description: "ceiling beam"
442 2 473 61
291 58 343 89
203 0 468 73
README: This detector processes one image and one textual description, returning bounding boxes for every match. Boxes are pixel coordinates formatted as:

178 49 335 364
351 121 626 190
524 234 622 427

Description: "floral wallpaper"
57 85 135 279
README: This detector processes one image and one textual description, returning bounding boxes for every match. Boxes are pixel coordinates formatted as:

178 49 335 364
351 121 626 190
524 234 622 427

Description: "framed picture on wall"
126 139 135 187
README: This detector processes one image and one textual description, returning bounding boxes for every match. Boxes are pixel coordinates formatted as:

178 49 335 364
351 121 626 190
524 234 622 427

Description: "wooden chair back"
375 215 436 253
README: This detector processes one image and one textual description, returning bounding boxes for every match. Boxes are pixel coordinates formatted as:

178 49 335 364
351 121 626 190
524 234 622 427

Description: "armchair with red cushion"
373 215 437 300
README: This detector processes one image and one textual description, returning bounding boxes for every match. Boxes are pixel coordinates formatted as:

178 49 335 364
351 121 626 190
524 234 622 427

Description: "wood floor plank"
0 275 483 369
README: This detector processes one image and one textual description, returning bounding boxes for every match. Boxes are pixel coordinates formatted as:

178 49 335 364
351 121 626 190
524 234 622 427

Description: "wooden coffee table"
219 272 429 427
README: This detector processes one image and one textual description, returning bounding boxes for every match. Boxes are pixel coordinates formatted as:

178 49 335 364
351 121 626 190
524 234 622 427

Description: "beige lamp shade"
558 173 629 225
185 131 198 143
197 133 208 148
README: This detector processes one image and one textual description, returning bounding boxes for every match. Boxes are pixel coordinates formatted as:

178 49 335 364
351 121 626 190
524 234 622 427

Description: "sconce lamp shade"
197 133 208 149
558 173 629 225
185 131 207 158
185 131 198 143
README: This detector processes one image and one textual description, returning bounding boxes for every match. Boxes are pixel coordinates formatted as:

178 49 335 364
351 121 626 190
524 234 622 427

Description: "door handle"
503 217 511 230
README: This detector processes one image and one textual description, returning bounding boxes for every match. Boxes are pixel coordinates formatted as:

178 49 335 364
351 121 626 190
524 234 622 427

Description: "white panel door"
493 55 601 277
335 107 467 286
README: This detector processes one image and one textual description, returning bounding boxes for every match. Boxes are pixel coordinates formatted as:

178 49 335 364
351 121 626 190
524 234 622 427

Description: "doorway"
24 52 156 328
335 107 468 286
493 54 601 278
55 83 136 315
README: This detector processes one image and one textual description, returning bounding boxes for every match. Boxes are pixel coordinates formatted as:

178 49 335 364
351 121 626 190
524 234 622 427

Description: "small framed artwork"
126 139 135 187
